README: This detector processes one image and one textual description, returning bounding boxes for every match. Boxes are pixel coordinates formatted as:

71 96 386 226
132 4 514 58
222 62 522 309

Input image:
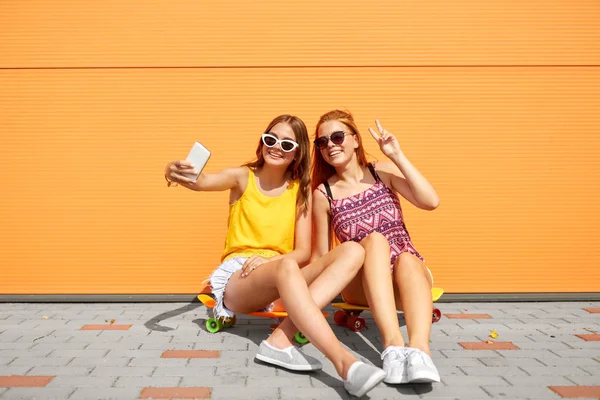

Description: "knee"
338 242 365 271
276 258 300 280
393 252 421 277
360 231 390 253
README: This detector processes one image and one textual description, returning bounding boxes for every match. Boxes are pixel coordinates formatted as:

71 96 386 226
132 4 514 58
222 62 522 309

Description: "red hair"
311 110 369 192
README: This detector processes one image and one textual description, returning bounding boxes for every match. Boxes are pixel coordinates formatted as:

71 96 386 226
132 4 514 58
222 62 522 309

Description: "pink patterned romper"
319 163 424 268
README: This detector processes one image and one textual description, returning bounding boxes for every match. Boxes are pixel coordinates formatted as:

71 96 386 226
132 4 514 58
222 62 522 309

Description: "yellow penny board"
332 287 444 311
198 294 330 319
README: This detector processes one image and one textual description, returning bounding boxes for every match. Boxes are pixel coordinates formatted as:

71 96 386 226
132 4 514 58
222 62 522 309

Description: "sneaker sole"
408 370 440 383
384 373 409 384
255 353 321 372
350 370 387 397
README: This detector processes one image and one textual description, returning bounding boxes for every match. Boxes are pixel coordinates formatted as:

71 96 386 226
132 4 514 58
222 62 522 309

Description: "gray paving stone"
87 341 143 350
435 357 484 367
89 366 154 377
9 357 72 367
281 387 352 400
459 366 529 376
69 387 142 400
152 366 215 377
68 357 130 367
509 341 573 350
413 384 491 399
477 357 546 367
0 357 14 366
580 365 600 375
188 356 246 368
127 357 188 367
0 366 32 375
26 366 93 376
442 375 511 386
0 343 32 350
534 357 600 367
0 388 76 399
211 387 279 400
482 385 561 399
561 375 600 385
440 349 499 358
246 374 311 387
519 366 594 377
46 376 116 388
552 349 600 358
48 349 109 358
437 366 466 377
217 365 277 378
180 374 246 387
113 376 180 388
504 376 577 387
0 349 53 358
30 342 89 351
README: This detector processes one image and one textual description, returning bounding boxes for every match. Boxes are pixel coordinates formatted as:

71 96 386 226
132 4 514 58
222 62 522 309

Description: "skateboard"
198 293 329 344
331 287 444 332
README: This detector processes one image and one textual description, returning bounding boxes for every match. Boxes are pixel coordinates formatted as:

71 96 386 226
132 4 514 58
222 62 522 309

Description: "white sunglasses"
261 133 299 152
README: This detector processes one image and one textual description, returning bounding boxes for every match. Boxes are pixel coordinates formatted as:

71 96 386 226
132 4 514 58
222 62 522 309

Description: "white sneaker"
343 361 386 397
255 340 322 371
381 346 410 384
406 349 440 383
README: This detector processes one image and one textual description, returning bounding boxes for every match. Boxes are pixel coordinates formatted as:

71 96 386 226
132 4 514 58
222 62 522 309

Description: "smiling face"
261 122 298 168
316 120 359 167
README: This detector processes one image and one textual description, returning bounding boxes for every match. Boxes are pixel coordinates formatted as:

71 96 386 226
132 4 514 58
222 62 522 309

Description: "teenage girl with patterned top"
311 110 441 385
165 114 386 397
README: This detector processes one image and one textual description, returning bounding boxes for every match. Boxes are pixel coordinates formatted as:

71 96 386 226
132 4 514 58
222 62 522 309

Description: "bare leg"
392 253 434 354
269 242 366 348
342 232 405 348
223 243 365 379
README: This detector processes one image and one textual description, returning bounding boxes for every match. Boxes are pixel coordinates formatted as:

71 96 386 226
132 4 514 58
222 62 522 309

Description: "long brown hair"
311 110 369 192
245 115 311 211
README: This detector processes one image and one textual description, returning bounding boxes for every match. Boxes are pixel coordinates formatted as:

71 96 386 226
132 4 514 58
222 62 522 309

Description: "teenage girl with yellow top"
165 115 386 397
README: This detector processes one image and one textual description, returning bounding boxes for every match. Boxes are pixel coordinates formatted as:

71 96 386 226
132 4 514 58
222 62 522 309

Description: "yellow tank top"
222 167 299 261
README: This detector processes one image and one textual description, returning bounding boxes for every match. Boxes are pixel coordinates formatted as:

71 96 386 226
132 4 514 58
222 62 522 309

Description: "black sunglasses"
313 130 355 150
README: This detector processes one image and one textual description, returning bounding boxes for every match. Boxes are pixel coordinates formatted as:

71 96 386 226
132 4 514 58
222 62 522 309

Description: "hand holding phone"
184 142 211 181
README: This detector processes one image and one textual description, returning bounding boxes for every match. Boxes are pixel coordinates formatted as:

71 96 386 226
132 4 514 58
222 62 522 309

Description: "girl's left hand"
368 120 403 160
240 255 269 278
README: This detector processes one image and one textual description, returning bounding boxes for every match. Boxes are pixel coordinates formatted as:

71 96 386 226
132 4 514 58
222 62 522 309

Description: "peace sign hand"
368 120 403 160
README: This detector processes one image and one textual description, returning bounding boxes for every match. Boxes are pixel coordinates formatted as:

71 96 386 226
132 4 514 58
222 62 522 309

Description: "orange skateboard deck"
331 287 444 332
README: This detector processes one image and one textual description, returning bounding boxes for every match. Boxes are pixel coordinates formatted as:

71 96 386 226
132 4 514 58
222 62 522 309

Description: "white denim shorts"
208 257 274 320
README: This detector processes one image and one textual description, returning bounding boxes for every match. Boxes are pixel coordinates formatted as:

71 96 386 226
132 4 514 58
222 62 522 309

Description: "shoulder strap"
367 163 380 182
321 181 333 208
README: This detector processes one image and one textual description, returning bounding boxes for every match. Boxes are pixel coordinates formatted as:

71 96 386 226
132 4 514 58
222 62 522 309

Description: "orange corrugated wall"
1 1 599 294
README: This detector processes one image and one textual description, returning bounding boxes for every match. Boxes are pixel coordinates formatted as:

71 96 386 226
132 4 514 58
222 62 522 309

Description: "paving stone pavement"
0 301 598 399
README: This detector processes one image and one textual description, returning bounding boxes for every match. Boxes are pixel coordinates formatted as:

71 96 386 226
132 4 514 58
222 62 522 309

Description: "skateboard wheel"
347 316 366 332
432 308 442 323
206 318 222 333
294 331 309 345
223 315 236 328
334 310 348 326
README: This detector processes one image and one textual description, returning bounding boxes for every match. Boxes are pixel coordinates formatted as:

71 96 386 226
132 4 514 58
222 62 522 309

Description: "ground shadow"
144 302 202 332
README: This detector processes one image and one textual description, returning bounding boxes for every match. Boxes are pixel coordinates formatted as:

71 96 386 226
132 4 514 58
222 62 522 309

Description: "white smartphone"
184 141 211 181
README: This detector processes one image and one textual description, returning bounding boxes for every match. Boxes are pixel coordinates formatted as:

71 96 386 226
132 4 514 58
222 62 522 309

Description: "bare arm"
368 120 440 211
310 187 332 262
376 159 440 211
165 161 245 193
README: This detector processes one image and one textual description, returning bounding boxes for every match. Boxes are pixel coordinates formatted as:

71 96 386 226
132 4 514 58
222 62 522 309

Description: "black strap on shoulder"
323 181 333 207
367 163 380 182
